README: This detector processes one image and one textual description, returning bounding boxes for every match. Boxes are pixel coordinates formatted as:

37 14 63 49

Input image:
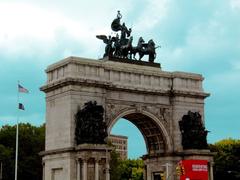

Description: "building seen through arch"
108 134 128 160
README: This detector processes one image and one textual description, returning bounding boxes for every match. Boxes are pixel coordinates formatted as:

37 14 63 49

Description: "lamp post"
161 163 172 180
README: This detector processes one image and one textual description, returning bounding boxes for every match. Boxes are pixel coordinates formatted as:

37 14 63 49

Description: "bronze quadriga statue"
96 11 160 62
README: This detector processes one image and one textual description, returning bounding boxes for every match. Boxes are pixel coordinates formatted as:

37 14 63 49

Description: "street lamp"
161 163 172 180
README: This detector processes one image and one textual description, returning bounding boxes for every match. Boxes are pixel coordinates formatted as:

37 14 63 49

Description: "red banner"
179 160 208 180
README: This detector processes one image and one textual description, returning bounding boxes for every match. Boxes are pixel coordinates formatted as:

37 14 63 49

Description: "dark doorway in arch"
109 112 167 158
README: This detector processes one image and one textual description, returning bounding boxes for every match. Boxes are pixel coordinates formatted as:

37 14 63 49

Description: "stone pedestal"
75 144 112 180
40 144 111 180
143 149 214 180
177 149 215 180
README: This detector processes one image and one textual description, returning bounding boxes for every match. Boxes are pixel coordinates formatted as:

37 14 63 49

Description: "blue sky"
0 0 240 158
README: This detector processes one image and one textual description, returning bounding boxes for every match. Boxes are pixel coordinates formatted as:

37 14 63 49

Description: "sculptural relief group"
97 11 160 63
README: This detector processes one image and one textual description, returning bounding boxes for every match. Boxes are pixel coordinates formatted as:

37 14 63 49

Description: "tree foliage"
2 122 239 180
209 138 240 180
110 149 144 180
0 123 45 180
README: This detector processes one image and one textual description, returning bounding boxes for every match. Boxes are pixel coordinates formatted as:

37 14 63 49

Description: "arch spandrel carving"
105 102 171 133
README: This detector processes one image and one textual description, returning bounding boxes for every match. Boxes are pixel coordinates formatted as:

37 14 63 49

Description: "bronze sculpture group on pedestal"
97 11 160 63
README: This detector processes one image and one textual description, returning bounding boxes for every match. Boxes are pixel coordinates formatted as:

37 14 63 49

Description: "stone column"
42 162 45 180
209 162 214 180
76 160 80 180
146 165 151 180
95 158 99 180
105 161 110 180
143 165 147 180
83 159 88 180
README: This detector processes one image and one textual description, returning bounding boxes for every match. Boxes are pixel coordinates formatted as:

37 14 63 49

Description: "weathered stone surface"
40 57 213 180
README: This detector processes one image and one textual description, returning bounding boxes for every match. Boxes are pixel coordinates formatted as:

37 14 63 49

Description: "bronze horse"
121 36 133 59
130 38 157 62
139 39 156 63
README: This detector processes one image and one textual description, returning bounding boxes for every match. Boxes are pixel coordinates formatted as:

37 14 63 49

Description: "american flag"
18 103 25 110
18 84 29 93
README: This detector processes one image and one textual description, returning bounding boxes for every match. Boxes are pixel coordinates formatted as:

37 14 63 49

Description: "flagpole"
14 81 20 180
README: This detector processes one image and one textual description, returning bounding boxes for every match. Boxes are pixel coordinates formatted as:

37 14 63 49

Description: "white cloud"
0 2 121 61
231 0 240 10
0 2 112 41
0 3 60 41
134 0 170 32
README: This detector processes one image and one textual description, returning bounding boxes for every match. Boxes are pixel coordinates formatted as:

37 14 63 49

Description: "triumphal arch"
40 12 214 180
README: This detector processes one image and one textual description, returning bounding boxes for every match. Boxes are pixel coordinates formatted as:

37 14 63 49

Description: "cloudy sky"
0 0 240 158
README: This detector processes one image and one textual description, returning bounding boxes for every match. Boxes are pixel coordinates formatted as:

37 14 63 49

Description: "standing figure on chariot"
117 10 122 19
113 34 121 56
111 11 122 31
111 11 132 47
120 23 131 42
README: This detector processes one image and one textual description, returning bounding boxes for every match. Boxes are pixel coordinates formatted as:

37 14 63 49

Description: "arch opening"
111 118 146 158
108 111 170 157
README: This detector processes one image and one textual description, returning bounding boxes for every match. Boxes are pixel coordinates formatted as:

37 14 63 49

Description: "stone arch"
107 108 173 155
41 57 214 180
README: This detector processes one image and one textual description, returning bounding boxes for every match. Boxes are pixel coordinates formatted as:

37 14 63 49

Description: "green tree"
0 123 45 180
210 138 240 180
109 149 121 180
118 159 144 180
0 144 14 179
131 159 144 180
110 149 144 180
